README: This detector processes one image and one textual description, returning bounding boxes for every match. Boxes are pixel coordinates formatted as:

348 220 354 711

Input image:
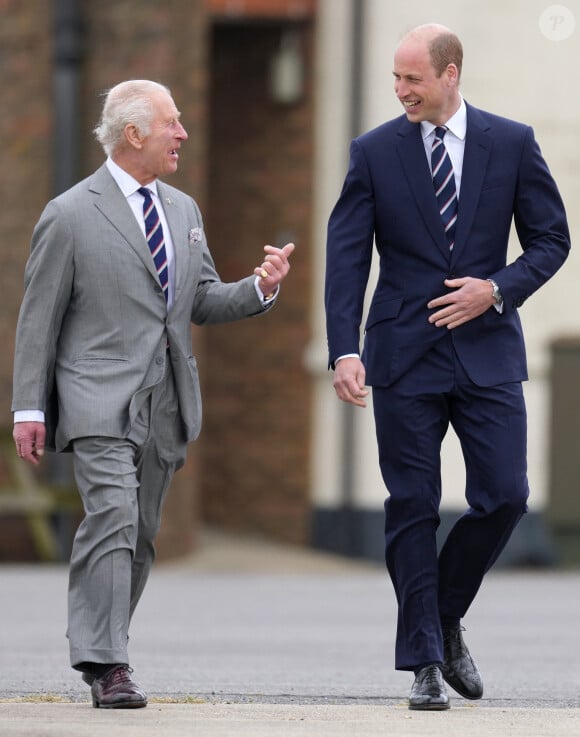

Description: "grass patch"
149 696 207 704
0 694 70 703
0 694 208 705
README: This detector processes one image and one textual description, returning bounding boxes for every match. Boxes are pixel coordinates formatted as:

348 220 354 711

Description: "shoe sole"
409 703 450 711
92 699 148 709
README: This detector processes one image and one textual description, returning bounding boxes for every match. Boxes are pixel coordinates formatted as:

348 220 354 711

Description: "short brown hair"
429 32 463 79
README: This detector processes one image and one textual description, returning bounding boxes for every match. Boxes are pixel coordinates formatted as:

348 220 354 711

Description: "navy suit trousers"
371 335 529 671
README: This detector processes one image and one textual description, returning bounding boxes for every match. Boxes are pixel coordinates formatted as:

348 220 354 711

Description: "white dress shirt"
106 157 177 310
420 96 467 196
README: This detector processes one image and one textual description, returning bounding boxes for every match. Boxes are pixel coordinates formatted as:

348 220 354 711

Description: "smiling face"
393 33 460 126
118 88 189 185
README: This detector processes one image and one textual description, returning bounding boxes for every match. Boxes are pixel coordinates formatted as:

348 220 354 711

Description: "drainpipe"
53 0 84 195
49 0 85 558
340 0 365 556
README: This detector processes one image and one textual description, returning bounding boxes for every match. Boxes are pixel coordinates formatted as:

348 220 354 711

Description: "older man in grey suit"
12 79 294 709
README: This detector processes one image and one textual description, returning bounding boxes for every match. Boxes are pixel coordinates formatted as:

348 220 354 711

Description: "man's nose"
177 122 188 140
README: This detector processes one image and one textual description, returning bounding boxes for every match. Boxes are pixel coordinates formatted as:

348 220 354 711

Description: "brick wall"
0 1 55 561
81 0 208 201
200 21 314 544
0 0 208 560
0 0 53 426
0 1 314 559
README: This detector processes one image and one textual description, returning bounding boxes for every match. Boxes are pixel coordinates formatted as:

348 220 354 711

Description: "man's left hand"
255 243 295 296
427 277 496 329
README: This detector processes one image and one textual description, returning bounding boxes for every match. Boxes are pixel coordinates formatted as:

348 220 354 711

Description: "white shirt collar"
421 96 467 142
105 157 160 199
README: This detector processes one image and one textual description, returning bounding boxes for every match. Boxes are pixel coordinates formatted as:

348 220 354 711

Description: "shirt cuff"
14 410 45 423
335 354 360 363
254 277 279 304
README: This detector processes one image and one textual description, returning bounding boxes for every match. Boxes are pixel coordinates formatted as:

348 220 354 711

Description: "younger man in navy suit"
325 23 569 710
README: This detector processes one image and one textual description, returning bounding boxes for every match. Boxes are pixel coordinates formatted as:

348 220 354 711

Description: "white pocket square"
189 227 203 244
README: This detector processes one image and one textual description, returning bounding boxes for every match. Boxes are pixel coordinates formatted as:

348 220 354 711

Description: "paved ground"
0 528 579 736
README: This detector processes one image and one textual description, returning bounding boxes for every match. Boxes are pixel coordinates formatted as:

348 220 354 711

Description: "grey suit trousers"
67 360 187 668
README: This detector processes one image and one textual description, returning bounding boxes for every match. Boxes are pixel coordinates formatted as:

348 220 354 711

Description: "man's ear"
124 123 144 150
446 63 459 87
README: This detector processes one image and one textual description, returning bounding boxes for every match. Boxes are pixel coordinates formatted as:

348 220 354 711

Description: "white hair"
93 80 171 156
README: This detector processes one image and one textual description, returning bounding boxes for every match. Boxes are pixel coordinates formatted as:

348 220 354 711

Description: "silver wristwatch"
487 278 502 305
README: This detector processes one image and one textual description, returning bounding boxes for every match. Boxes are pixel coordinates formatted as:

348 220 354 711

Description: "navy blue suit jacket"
325 103 570 388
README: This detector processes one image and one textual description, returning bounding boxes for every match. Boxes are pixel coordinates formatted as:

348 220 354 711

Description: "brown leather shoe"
91 665 147 709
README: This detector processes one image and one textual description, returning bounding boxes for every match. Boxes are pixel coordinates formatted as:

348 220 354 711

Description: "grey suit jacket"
12 164 270 451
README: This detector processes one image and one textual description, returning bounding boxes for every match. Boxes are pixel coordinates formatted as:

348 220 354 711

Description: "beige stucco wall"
310 0 578 513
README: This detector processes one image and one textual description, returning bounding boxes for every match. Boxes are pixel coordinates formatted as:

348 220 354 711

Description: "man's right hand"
13 422 46 466
332 357 369 408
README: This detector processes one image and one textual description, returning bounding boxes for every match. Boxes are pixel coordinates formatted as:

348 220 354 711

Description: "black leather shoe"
441 625 483 700
91 665 147 709
409 665 450 710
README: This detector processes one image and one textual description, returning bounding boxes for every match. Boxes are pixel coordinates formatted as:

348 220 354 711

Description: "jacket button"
155 356 164 366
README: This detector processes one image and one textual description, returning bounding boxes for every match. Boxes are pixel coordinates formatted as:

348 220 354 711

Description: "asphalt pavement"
0 528 579 736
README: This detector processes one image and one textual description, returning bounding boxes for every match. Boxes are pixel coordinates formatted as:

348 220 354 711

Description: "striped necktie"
431 126 458 250
138 186 169 302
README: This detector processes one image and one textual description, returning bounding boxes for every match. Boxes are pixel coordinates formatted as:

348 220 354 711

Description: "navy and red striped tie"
431 126 458 250
138 186 169 302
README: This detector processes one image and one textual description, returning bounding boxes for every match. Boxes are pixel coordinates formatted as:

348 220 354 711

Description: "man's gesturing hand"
255 242 295 297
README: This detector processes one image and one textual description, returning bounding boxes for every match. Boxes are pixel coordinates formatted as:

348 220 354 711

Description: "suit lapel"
89 165 160 284
395 119 450 260
451 104 492 266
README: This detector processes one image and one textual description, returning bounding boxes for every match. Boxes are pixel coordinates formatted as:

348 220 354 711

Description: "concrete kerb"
0 703 580 737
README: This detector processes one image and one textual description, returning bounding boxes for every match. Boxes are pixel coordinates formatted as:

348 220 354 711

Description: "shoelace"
107 665 133 684
421 665 441 686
